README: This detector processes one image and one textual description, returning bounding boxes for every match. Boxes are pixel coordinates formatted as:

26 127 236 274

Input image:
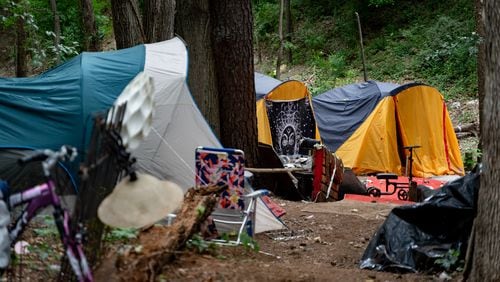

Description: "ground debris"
94 186 222 282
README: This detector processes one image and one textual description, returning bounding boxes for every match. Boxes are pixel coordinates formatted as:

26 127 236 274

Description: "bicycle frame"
7 179 93 282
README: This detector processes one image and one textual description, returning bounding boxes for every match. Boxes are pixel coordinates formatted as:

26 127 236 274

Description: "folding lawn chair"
195 146 269 245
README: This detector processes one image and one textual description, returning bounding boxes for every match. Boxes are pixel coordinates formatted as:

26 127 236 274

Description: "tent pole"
355 12 368 82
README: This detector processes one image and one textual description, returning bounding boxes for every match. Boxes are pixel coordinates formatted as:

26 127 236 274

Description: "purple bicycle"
0 145 93 281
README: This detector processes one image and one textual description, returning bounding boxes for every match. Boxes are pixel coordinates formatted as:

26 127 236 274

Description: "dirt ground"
150 198 457 282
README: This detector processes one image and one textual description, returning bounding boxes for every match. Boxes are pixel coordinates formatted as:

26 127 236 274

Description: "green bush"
254 0 477 99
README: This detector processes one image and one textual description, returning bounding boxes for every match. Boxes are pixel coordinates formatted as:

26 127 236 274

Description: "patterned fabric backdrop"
266 98 316 156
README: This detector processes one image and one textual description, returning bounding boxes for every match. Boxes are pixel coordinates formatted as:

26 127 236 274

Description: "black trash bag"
359 168 480 273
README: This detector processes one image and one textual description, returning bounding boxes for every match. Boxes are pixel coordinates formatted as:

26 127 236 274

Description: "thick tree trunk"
468 0 500 280
143 0 175 43
80 0 101 51
175 0 220 136
210 0 258 166
15 16 27 77
49 0 61 64
110 0 144 49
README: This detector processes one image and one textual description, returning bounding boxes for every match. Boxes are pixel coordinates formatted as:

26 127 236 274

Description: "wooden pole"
355 12 368 82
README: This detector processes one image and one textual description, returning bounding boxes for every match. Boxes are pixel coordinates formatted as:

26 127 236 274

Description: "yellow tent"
313 82 464 177
256 80 321 155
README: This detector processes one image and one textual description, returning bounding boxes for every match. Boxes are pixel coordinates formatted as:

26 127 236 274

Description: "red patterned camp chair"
195 146 269 245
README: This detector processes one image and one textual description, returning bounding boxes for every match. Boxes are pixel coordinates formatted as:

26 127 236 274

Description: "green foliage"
463 148 481 171
105 227 138 242
254 0 477 99
196 204 206 219
0 0 113 73
93 0 113 40
33 215 59 238
434 249 464 272
187 233 218 254
239 232 260 252
27 241 56 261
368 0 395 7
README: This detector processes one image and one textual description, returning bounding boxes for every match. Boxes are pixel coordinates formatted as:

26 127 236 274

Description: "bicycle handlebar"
18 145 78 169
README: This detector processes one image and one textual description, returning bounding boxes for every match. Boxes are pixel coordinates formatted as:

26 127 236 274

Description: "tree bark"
15 15 27 77
175 0 220 136
143 0 175 43
210 0 258 167
284 0 293 63
275 0 284 80
49 0 61 64
475 0 485 150
80 0 101 51
468 0 500 280
110 0 144 49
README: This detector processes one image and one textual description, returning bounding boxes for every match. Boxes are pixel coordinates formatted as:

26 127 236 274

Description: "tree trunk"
49 0 61 64
468 0 500 280
80 0 101 51
210 0 258 167
15 15 27 77
143 0 175 43
475 0 485 150
284 0 292 63
110 0 144 49
275 0 284 80
175 0 220 136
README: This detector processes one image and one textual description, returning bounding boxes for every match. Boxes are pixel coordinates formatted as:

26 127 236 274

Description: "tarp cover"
360 168 479 272
312 80 399 151
0 46 145 152
255 72 281 101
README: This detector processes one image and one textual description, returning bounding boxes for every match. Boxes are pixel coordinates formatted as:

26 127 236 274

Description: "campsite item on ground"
97 173 184 229
195 147 245 210
311 145 344 202
312 81 464 177
339 168 368 196
255 143 305 200
94 186 220 281
194 146 286 239
360 167 479 272
366 145 421 201
110 72 155 151
1 146 94 281
346 175 446 205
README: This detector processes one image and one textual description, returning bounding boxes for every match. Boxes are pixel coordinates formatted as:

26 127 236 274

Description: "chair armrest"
243 189 269 198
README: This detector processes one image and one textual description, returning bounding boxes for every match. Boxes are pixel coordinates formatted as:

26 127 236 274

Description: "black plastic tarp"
360 168 480 272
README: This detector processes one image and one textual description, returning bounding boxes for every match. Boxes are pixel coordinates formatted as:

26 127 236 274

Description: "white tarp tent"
134 38 285 234
134 38 221 190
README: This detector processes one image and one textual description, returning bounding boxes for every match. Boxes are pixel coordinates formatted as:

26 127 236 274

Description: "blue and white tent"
0 38 285 233
0 37 220 191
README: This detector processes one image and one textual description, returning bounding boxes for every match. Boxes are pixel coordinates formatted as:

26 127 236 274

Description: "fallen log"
454 123 479 133
93 185 224 282
456 132 475 139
